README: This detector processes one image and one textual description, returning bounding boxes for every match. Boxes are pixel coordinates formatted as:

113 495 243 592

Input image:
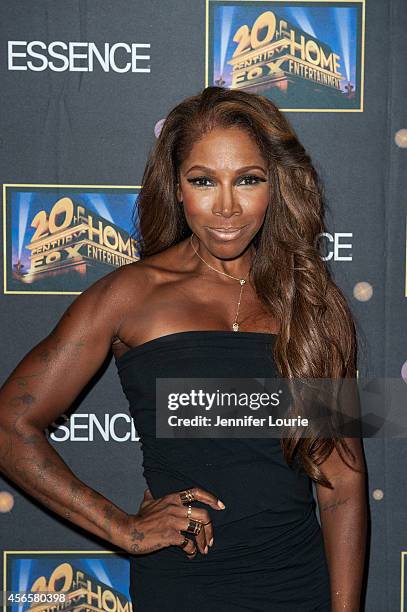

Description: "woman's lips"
206 225 247 241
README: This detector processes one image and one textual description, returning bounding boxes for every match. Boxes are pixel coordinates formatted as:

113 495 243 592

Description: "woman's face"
177 126 269 257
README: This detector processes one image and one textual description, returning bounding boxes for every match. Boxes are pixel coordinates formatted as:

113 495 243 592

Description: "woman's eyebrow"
185 164 267 174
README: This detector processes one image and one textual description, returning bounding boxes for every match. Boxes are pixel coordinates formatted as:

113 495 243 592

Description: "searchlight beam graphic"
334 7 352 84
286 7 317 38
17 193 32 260
218 6 235 82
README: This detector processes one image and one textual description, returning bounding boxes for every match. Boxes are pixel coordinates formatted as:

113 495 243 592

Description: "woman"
0 86 367 611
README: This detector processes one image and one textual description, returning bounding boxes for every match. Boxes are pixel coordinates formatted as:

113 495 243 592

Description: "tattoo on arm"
6 336 87 447
0 329 119 542
320 496 351 513
12 374 44 389
102 504 115 539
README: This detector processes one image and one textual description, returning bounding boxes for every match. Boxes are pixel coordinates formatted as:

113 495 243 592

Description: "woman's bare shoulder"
95 249 179 311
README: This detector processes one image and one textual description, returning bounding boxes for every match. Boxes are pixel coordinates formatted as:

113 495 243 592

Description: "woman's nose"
212 185 241 217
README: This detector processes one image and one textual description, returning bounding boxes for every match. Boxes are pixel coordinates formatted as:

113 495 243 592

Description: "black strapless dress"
115 331 331 611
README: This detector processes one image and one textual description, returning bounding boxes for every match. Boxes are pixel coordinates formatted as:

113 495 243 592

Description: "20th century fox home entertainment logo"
3 185 140 294
4 553 133 612
206 1 365 111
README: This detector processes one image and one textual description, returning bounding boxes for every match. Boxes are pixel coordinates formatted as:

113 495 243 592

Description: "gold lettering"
103 225 119 250
232 24 251 57
87 215 104 244
85 580 102 608
76 205 86 221
102 589 117 612
231 69 247 87
265 58 285 75
320 47 334 72
45 251 61 265
48 562 73 593
118 233 131 256
279 19 289 39
246 66 263 80
117 600 131 612
31 210 49 242
250 11 276 50
305 40 320 66
229 9 343 92
65 243 83 258
29 254 44 271
288 30 306 60
332 53 341 75
48 198 74 234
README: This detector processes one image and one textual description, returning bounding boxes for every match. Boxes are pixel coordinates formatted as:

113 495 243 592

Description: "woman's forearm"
317 475 367 611
0 422 129 549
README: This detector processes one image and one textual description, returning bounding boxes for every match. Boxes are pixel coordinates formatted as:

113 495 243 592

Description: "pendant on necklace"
232 322 239 332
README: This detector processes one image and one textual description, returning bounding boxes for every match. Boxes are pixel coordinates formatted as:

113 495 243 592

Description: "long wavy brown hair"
134 86 365 489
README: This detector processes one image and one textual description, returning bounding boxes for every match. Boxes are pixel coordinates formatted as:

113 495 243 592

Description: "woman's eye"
187 176 214 187
238 175 266 186
186 175 267 188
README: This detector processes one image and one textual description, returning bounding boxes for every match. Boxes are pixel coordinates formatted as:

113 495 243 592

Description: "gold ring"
179 536 189 549
180 489 195 505
186 518 202 535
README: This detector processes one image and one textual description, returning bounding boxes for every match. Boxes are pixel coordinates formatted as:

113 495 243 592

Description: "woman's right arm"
0 267 223 557
0 271 134 550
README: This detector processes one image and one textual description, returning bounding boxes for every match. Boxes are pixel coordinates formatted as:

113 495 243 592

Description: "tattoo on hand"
129 525 148 553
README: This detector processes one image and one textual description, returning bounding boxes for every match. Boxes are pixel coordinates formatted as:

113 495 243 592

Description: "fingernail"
217 500 225 509
204 545 208 554
209 538 214 547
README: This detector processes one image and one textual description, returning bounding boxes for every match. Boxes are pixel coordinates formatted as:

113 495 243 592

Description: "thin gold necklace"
189 233 248 332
